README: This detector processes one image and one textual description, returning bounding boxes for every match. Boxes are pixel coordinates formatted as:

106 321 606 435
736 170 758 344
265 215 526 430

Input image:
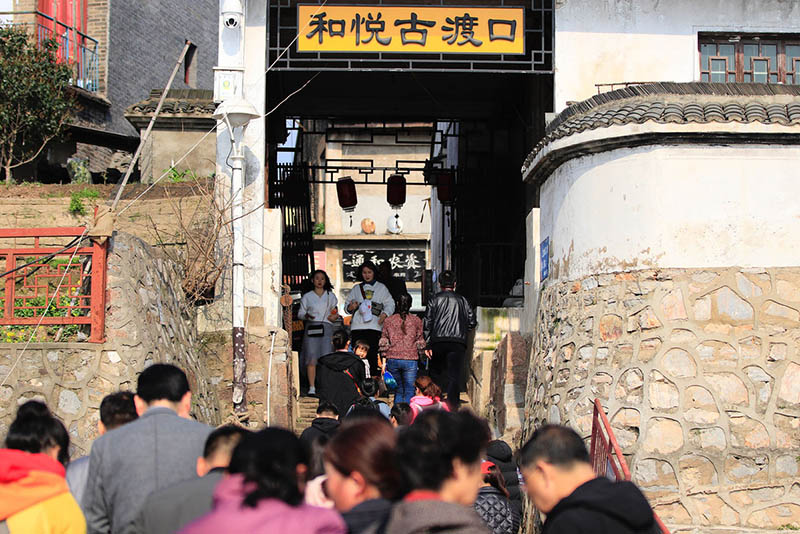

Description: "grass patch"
68 187 100 216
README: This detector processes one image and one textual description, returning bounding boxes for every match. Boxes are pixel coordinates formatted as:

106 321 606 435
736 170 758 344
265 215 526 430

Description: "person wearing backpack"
317 331 367 416
346 379 390 419
408 376 450 422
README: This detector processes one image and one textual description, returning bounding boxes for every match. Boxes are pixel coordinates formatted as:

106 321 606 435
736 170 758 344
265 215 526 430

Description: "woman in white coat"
299 270 339 396
345 261 395 377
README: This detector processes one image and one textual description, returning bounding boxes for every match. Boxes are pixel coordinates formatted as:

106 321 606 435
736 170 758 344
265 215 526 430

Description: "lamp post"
212 97 259 415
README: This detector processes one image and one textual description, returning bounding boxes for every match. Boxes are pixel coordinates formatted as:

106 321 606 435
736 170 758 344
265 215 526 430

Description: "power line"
0 228 89 387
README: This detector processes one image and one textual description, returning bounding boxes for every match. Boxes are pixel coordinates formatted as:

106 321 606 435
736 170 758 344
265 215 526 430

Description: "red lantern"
387 174 406 209
336 176 357 212
434 169 455 204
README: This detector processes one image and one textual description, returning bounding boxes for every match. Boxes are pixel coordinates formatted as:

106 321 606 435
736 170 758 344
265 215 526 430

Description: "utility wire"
0 228 89 387
0 235 87 280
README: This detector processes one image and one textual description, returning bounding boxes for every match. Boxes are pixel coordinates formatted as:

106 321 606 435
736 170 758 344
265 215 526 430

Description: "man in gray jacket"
66 391 138 509
84 363 213 534
135 424 249 534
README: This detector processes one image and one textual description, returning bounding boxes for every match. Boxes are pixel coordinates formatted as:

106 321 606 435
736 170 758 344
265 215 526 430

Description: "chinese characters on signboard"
343 249 425 282
297 6 525 55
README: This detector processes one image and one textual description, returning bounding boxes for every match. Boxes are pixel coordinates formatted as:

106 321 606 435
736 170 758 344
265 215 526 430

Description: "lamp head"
212 97 259 129
221 0 244 29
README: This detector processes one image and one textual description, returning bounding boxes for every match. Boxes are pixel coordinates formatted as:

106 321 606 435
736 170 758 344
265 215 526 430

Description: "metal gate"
272 163 314 290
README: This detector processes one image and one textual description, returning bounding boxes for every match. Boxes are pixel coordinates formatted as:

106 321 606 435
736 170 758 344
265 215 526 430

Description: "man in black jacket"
424 270 477 411
316 330 366 415
519 425 661 534
299 402 340 453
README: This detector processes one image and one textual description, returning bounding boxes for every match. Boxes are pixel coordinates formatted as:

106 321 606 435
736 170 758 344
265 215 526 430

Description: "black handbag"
305 293 331 337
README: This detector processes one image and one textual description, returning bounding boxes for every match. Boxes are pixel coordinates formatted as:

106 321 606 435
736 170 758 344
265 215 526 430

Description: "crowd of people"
0 264 662 534
304 264 476 416
1 360 662 534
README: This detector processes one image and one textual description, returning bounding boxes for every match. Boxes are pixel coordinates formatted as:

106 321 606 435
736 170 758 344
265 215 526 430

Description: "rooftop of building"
125 89 216 117
523 82 800 173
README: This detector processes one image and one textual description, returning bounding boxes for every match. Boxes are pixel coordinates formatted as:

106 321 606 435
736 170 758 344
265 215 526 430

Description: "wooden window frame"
699 33 800 84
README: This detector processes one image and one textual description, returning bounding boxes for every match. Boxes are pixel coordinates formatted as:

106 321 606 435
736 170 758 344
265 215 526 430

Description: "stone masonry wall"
0 232 220 456
523 268 800 530
202 327 296 430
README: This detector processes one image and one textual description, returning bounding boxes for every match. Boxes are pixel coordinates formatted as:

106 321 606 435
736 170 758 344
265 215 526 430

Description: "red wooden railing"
590 399 670 534
0 227 106 342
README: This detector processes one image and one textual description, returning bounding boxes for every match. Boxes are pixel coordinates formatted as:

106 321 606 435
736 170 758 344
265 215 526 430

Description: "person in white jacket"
298 270 339 396
345 261 395 376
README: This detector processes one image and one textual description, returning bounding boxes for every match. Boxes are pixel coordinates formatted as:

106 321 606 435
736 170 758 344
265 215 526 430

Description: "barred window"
700 35 800 85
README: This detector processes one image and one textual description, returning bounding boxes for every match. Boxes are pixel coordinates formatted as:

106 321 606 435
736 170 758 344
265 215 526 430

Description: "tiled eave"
523 82 800 184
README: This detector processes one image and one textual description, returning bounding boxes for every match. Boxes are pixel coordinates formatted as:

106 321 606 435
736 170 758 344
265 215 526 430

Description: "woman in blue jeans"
378 293 425 404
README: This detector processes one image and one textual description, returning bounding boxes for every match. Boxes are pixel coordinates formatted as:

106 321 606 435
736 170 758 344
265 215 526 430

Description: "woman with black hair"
324 419 400 534
370 410 491 534
0 400 85 533
473 462 520 534
180 428 346 533
379 293 425 404
345 261 395 377
299 269 339 396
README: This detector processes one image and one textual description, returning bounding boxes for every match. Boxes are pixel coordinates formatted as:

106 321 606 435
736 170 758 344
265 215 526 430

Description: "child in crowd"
389 403 412 427
474 461 519 534
353 340 372 379
408 376 450 422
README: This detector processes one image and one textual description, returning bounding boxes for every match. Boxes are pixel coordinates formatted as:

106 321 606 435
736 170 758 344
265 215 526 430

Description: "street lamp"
212 96 259 414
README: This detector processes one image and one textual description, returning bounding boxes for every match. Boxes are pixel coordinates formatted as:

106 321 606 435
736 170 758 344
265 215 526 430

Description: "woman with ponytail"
378 293 425 404
181 428 346 534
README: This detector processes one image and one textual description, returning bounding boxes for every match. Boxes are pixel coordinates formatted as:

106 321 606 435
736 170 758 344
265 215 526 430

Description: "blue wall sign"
540 237 549 281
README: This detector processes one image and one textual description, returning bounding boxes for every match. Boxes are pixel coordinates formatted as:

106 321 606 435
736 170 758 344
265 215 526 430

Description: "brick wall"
105 0 218 137
86 0 109 95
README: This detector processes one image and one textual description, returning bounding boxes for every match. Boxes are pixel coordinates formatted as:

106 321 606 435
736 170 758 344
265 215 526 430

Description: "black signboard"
343 249 425 282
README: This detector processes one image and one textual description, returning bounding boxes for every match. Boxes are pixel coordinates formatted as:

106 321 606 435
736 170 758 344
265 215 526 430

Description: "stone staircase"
297 395 319 431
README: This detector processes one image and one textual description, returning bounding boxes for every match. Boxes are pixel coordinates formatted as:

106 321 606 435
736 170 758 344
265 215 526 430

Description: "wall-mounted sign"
540 237 549 281
343 249 425 282
297 5 525 55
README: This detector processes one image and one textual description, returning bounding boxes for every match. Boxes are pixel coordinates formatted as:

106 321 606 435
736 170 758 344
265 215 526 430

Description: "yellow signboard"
297 5 525 55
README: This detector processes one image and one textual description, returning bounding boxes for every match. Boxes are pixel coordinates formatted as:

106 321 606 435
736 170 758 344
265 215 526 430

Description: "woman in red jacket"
378 293 425 404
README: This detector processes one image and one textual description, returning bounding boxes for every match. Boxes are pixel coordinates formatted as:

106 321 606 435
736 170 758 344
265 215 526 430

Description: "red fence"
590 399 670 534
0 227 106 343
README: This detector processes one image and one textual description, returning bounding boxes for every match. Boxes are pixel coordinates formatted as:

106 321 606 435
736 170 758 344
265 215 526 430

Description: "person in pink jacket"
408 376 450 423
379 293 426 404
180 428 346 534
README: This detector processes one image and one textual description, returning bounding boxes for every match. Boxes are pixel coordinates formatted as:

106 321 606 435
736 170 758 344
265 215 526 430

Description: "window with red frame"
700 34 800 84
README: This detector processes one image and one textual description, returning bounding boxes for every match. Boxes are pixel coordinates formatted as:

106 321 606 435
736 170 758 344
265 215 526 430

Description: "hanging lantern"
337 176 357 211
336 176 357 227
433 169 455 204
386 174 407 209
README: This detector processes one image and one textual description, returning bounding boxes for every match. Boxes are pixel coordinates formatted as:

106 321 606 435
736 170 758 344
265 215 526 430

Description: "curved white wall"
540 143 800 282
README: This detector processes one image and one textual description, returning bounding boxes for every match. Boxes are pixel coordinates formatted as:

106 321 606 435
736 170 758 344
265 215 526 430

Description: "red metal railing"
0 227 106 343
590 399 670 534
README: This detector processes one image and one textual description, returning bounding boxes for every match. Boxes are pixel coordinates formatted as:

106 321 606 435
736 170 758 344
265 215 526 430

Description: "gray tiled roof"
524 82 800 171
126 89 216 116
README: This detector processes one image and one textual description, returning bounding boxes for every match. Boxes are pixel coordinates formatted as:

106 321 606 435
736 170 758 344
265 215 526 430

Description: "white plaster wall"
539 143 800 282
555 0 800 111
241 0 267 309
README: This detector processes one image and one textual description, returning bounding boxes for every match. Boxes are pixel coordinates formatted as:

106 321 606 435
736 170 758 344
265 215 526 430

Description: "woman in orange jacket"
0 401 85 534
